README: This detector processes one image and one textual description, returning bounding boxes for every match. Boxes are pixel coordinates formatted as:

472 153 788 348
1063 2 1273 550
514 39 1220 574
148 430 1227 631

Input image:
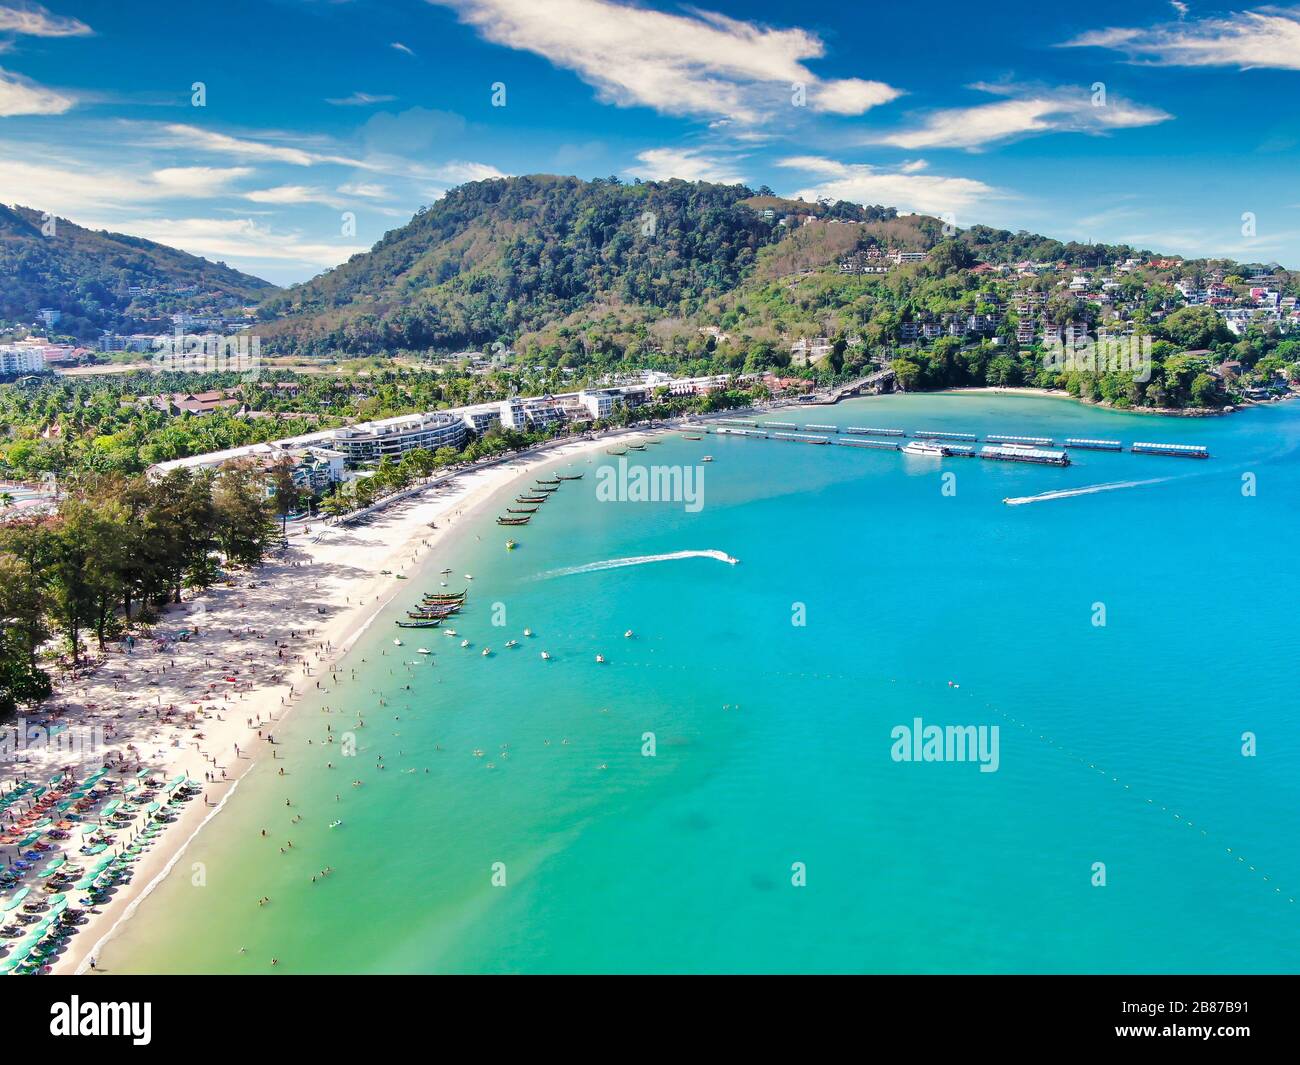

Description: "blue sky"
1 0 1298 284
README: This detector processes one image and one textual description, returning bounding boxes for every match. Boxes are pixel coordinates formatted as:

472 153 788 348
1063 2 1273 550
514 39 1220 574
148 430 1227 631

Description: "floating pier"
845 426 907 437
1064 438 1123 451
838 438 901 451
979 445 1070 467
914 430 979 442
704 418 1210 467
1131 442 1209 458
987 434 1053 446
771 432 831 444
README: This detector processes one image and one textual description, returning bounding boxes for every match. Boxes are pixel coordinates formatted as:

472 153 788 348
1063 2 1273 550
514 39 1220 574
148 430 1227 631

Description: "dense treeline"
0 466 279 718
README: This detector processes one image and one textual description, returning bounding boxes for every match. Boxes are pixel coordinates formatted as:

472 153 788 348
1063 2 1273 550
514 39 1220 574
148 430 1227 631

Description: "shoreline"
22 423 676 975
932 384 1294 417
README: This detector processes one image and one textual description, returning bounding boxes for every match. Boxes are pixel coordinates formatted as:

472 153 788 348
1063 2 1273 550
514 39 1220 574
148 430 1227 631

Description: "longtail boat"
397 619 441 629
507 506 538 514
535 478 561 485
531 485 558 493
409 609 455 619
627 443 646 451
605 448 627 456
423 591 466 602
517 496 547 504
497 516 530 526
555 473 584 480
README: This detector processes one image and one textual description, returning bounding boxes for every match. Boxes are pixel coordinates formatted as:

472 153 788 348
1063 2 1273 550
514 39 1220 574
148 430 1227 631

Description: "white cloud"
626 147 747 184
0 3 91 37
154 124 321 166
150 166 253 194
873 85 1171 150
427 0 901 123
427 160 507 183
391 41 415 56
84 215 369 268
1063 6 1300 70
325 92 398 106
0 155 251 214
145 124 373 170
0 65 72 115
775 155 1000 216
337 182 390 199
243 185 344 208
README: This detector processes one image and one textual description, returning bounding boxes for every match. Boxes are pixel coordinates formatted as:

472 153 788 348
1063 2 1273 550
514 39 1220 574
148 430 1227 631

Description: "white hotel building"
0 344 48 375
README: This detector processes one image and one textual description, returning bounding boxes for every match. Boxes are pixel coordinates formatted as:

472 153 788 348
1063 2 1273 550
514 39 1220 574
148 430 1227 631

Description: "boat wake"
1003 478 1169 505
539 550 739 579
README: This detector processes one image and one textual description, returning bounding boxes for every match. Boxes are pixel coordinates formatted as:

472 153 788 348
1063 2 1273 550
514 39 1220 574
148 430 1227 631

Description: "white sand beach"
0 425 672 974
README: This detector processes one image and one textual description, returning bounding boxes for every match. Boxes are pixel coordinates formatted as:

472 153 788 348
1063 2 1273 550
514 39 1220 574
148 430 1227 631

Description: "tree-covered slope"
0 204 276 340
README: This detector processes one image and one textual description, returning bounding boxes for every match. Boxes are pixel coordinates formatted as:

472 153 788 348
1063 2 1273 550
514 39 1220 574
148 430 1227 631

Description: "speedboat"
624 630 634 638
541 651 551 660
902 440 947 457
595 654 606 664
393 639 403 646
460 640 470 648
523 628 533 637
702 455 713 462
506 539 517 550
505 640 518 649
417 648 431 655
481 648 491 657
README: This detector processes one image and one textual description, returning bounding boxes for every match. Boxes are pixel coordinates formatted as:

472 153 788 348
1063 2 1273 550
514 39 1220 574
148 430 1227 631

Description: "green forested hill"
0 204 276 340
254 175 893 354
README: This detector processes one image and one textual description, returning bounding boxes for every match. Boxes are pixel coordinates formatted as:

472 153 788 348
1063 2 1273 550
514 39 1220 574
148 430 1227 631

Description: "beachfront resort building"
579 388 622 420
327 411 469 463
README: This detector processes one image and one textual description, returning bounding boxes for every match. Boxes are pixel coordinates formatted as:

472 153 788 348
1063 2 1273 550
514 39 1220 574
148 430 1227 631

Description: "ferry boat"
902 441 948 457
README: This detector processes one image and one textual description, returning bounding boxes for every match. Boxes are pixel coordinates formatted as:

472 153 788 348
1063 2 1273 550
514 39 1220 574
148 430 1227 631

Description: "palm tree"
0 491 14 511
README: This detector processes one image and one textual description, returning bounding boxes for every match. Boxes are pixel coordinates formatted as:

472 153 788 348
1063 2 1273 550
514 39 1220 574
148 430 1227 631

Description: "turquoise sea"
103 393 1300 973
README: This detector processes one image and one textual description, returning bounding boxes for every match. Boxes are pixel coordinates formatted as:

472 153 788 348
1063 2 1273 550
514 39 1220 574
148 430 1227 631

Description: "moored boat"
397 619 440 629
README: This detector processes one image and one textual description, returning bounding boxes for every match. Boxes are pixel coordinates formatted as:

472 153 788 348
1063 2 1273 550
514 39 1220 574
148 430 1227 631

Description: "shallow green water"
104 393 1300 973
